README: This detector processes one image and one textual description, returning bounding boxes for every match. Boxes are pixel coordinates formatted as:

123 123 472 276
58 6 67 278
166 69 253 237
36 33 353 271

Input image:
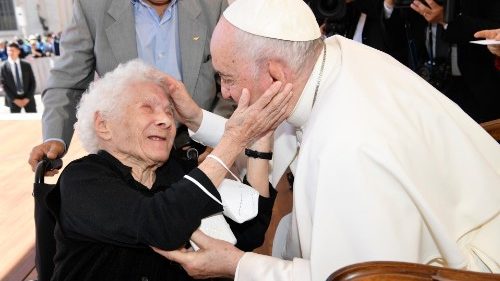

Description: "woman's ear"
94 112 112 141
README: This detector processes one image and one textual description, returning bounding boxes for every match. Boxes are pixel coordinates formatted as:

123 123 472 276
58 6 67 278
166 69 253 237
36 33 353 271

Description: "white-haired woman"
48 60 292 281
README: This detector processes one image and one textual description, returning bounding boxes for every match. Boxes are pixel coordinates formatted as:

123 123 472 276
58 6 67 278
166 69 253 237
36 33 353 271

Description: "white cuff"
189 110 227 147
235 252 311 281
44 138 67 153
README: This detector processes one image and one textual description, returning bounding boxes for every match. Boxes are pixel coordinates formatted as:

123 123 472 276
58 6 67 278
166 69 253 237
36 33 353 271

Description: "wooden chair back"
481 118 500 141
327 261 500 281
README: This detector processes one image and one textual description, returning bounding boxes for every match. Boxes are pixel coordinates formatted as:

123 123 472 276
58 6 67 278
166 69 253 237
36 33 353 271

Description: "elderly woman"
48 60 292 280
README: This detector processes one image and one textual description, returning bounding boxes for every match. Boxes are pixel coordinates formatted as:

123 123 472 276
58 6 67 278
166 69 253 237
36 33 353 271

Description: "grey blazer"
42 0 230 147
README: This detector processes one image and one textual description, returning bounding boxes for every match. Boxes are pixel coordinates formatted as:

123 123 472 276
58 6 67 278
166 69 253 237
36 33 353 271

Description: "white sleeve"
235 252 311 281
189 110 227 147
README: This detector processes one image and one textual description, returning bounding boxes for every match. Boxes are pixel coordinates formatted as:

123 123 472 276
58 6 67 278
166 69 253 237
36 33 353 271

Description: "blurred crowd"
0 32 61 61
312 0 499 123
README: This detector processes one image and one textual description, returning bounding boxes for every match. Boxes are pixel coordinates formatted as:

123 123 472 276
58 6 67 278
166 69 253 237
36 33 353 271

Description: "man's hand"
411 0 445 25
474 29 500 57
152 230 244 279
28 140 65 176
21 98 30 107
13 99 25 108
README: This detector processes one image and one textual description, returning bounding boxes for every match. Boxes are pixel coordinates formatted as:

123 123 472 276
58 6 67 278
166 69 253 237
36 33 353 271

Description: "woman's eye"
141 104 153 112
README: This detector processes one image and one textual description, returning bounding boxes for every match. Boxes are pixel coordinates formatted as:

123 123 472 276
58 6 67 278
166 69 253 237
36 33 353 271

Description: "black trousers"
10 96 37 113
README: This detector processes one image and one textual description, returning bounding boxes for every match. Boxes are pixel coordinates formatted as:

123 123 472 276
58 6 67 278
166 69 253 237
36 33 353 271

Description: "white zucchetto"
223 0 321 42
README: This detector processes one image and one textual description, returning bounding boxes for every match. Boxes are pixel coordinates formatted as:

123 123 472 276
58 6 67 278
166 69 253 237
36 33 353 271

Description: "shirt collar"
8 58 20 65
132 0 178 14
286 39 341 129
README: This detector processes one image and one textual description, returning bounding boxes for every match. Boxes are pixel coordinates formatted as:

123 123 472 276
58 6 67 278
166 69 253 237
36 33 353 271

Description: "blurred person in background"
0 40 7 61
15 37 31 58
29 38 45 58
43 33 55 56
314 0 393 52
410 0 500 123
0 42 37 113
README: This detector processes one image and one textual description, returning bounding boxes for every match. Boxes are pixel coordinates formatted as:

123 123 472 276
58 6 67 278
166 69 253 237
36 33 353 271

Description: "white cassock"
190 35 500 281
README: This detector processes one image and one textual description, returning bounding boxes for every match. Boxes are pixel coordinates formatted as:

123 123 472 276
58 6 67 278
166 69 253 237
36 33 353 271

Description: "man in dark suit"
0 42 37 113
318 0 396 57
411 0 500 123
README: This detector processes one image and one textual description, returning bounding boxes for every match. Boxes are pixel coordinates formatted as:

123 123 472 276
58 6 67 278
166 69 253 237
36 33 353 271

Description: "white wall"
1 0 73 39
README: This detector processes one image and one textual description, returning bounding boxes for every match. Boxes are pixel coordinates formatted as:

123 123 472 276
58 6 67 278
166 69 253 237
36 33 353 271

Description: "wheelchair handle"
35 158 63 184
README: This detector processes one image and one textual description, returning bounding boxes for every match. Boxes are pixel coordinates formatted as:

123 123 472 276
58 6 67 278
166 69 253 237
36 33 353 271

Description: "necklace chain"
312 42 327 108
296 42 327 146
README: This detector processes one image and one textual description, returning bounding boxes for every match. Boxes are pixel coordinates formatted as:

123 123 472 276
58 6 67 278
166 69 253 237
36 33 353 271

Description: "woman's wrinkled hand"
224 81 293 148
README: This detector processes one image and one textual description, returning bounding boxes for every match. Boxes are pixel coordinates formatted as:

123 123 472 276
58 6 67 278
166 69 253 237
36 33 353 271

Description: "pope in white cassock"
154 0 500 280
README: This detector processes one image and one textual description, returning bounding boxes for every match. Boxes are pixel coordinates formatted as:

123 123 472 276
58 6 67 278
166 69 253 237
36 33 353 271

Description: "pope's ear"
94 111 112 140
268 60 287 83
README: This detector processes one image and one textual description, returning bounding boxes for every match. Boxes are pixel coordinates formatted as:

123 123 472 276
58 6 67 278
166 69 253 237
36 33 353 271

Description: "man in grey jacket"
29 0 232 173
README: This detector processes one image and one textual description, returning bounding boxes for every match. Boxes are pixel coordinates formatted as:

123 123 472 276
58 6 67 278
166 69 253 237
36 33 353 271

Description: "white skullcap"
223 0 321 42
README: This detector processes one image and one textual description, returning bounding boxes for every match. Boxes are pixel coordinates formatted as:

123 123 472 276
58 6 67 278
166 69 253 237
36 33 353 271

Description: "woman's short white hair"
75 59 167 153
234 28 324 76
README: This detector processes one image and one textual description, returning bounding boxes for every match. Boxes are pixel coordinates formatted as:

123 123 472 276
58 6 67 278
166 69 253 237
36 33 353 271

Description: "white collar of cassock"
287 45 327 130
271 38 341 187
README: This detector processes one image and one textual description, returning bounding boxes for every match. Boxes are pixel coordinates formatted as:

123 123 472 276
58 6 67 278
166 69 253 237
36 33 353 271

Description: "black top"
49 150 276 281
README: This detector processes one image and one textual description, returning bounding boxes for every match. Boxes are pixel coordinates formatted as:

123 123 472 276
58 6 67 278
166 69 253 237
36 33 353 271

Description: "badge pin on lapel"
193 36 200 41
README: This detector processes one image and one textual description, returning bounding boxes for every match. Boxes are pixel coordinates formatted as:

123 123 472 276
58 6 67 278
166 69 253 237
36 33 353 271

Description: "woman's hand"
198 81 292 191
158 73 204 131
224 81 293 149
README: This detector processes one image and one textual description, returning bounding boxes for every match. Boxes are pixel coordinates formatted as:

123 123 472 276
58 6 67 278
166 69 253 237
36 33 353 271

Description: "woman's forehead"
128 82 170 104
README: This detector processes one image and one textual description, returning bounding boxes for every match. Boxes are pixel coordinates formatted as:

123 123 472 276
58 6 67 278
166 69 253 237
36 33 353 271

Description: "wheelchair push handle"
35 158 63 184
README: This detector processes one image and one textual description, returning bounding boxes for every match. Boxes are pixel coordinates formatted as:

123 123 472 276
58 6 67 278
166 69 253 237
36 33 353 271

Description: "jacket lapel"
178 0 207 95
105 0 138 64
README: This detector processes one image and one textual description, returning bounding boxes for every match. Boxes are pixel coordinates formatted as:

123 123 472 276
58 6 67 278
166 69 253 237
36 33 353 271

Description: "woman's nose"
155 112 173 128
